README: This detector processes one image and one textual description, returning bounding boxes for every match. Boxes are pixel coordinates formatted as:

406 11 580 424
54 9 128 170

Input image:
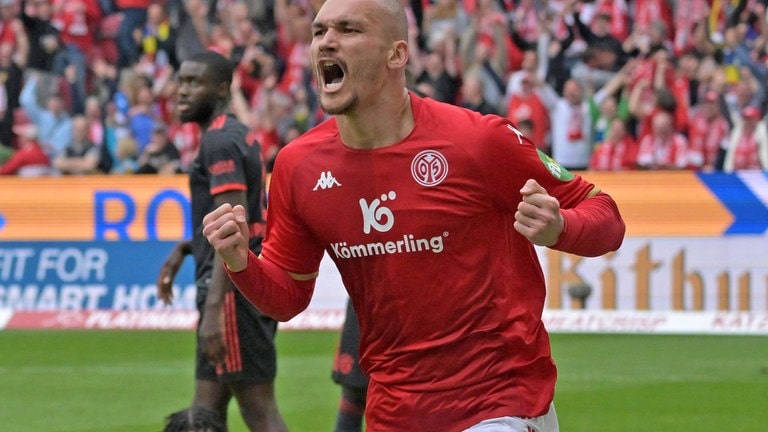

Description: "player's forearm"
551 193 625 257
176 240 193 256
206 258 230 308
225 250 315 321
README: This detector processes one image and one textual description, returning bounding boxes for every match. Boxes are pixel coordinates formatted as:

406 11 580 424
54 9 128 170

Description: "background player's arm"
199 190 248 365
157 240 193 305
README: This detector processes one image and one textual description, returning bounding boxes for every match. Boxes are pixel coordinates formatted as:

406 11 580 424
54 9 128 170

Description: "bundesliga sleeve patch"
537 149 574 182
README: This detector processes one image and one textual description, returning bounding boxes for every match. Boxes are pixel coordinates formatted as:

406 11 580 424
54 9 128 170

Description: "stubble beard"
319 92 358 116
179 101 216 125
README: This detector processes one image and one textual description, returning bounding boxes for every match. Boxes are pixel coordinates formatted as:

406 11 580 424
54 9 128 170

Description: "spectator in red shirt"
0 122 50 175
589 118 638 171
673 0 711 55
631 0 674 46
50 0 101 114
505 72 550 153
688 90 730 170
722 105 768 172
636 110 692 169
591 0 630 41
0 0 30 67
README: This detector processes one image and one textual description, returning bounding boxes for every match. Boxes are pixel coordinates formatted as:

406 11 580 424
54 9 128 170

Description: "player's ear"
387 40 408 70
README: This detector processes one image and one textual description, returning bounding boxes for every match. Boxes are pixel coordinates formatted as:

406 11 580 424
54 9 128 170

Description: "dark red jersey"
189 114 265 282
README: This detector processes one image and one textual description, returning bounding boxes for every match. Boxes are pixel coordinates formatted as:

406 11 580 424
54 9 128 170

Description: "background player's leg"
193 379 231 420
334 384 367 432
227 291 286 432
332 300 369 431
231 381 288 432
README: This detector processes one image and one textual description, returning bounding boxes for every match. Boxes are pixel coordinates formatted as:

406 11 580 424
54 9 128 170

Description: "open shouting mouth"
320 60 345 92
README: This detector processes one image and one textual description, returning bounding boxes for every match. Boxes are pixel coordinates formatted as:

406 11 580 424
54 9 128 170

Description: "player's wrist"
548 210 568 249
223 252 249 273
177 241 193 256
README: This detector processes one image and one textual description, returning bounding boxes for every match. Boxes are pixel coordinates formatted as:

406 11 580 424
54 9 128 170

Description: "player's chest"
292 147 487 243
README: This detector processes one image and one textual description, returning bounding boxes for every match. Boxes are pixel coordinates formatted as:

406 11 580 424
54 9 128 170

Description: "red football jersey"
261 94 611 430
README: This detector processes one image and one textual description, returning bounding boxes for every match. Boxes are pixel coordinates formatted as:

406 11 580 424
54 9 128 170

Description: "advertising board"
1 171 766 332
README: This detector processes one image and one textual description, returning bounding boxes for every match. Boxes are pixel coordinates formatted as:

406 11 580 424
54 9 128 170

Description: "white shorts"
463 403 559 432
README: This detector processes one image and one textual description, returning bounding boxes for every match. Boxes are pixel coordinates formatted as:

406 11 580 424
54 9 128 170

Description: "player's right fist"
202 204 250 272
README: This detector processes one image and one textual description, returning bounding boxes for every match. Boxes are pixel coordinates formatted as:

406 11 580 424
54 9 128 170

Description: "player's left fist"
514 179 564 247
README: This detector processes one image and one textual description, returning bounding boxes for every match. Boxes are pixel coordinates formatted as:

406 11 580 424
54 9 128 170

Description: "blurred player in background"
202 0 625 430
156 50 287 432
331 300 368 432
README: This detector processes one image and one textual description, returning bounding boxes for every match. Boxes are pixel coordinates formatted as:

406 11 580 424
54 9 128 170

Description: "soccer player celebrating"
156 51 287 432
202 0 626 430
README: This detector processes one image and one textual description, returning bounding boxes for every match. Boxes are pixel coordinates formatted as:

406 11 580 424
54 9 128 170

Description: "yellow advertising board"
1 171 766 239
0 176 190 241
580 171 736 236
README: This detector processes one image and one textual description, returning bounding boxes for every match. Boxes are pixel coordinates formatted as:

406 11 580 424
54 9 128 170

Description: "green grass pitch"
1 330 766 431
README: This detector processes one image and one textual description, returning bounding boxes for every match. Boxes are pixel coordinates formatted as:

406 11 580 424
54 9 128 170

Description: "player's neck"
199 104 230 131
336 89 414 150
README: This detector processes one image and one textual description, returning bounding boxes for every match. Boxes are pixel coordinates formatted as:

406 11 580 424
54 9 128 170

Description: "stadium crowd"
0 0 767 176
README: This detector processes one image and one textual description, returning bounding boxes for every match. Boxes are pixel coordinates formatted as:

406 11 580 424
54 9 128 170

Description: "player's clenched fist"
202 203 250 272
514 179 564 247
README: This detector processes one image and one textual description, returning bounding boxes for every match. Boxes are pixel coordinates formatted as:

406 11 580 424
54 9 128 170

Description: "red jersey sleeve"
472 115 625 256
260 143 326 274
226 250 316 321
553 192 625 256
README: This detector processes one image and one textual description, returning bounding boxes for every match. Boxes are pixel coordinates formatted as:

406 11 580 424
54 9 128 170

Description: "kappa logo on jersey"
313 171 342 190
411 150 448 187
359 191 396 234
537 149 574 182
